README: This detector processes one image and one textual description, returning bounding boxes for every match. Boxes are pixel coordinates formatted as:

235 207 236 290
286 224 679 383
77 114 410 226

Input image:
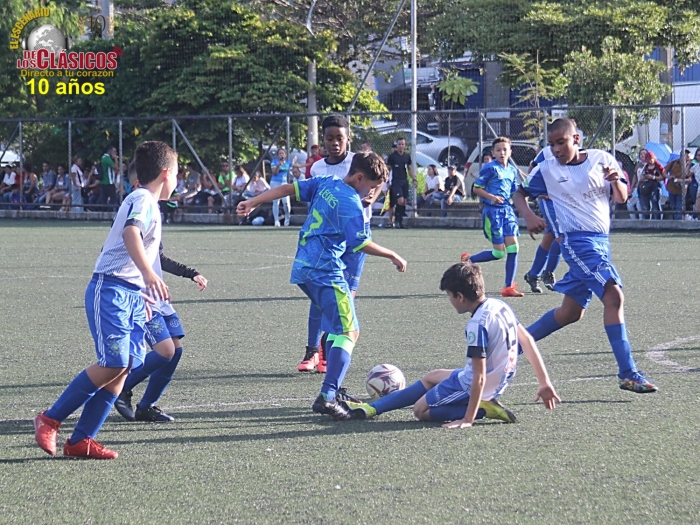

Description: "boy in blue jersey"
34 141 177 459
114 164 209 423
523 146 562 293
237 151 407 420
345 262 560 425
513 118 658 393
461 137 524 297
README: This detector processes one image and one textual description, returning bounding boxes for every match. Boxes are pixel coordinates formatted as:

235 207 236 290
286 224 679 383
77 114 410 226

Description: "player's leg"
298 301 322 372
464 207 505 263
601 280 658 393
502 232 524 297
414 370 489 423
524 231 554 293
395 181 409 228
542 238 561 291
282 195 291 226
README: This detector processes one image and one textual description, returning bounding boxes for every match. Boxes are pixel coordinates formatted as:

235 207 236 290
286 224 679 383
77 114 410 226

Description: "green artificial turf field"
1 221 699 524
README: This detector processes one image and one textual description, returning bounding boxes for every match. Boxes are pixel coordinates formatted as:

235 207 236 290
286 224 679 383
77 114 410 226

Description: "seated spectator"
232 165 250 200
35 161 56 205
193 173 222 214
432 165 464 217
21 163 38 205
241 170 269 199
291 165 305 182
217 161 233 206
70 157 85 212
45 164 70 209
178 162 201 207
417 164 442 211
0 164 18 207
84 162 101 211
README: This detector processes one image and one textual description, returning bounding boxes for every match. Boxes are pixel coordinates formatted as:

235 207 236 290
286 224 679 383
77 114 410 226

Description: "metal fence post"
610 107 616 154
68 120 72 178
285 116 291 151
228 116 233 212
172 119 176 153
18 121 22 212
542 109 548 144
681 105 687 218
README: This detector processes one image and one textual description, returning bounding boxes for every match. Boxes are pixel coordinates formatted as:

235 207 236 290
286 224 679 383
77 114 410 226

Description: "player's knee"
154 339 176 360
413 399 431 421
506 243 518 254
491 249 506 259
602 281 624 309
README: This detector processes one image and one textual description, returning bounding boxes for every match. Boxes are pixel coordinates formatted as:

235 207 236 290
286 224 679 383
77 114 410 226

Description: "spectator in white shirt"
417 164 442 211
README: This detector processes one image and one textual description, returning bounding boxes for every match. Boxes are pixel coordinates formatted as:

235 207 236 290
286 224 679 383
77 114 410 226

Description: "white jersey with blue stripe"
94 187 162 288
458 298 519 400
310 151 355 179
523 149 621 235
151 252 176 316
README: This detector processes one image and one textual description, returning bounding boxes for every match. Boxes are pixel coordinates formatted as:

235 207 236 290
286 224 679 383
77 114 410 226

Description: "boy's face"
352 172 384 199
446 291 469 314
322 126 349 158
492 142 511 165
548 128 580 165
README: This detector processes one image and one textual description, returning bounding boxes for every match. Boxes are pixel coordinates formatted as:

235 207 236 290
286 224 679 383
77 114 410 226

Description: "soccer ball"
365 364 406 400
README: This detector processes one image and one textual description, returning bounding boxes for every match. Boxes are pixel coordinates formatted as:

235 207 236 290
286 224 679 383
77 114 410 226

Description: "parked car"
384 128 470 168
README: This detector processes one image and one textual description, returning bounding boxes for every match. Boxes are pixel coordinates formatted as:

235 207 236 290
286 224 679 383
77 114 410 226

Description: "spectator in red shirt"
297 144 323 179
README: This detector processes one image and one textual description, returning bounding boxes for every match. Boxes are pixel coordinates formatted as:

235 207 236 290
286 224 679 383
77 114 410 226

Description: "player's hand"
535 383 561 410
491 195 505 205
193 274 208 291
140 292 156 321
603 166 620 182
236 200 256 216
391 254 407 272
442 419 472 429
143 270 170 302
524 214 546 240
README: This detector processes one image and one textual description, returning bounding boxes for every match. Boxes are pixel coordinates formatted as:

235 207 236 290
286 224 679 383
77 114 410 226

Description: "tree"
437 71 477 166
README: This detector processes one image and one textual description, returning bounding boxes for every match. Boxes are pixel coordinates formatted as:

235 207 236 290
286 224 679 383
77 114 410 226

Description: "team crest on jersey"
467 331 476 344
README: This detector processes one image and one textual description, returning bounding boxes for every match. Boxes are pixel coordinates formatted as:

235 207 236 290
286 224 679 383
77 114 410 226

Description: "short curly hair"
439 262 485 302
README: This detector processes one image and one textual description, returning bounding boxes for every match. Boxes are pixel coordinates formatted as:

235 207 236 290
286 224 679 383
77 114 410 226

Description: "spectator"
70 156 85 212
0 164 18 206
115 160 129 202
217 161 233 206
241 171 269 199
232 165 249 200
20 163 38 205
179 162 201 207
637 150 664 219
296 144 322 179
84 161 101 211
433 165 464 217
291 165 305 181
360 141 373 153
35 161 56 205
193 173 221 214
46 164 69 209
665 150 693 220
98 146 118 211
417 164 441 212
270 148 292 226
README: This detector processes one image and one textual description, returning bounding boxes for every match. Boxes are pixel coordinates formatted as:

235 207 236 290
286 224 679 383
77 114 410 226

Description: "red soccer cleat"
63 438 118 460
34 412 60 456
297 347 319 372
501 285 525 298
460 252 471 262
317 339 327 373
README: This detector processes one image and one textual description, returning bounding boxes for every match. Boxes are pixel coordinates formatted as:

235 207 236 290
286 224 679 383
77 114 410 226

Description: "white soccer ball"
365 364 406 400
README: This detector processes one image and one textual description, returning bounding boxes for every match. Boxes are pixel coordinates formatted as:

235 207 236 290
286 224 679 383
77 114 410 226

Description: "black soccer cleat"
311 394 351 420
336 387 362 404
114 390 136 421
542 271 556 291
523 273 542 293
135 405 175 423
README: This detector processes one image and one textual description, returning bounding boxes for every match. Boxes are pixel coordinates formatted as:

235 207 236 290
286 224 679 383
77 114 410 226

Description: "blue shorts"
537 198 561 238
555 232 623 309
85 274 147 369
424 370 470 407
298 280 359 335
341 251 367 292
482 205 519 245
145 312 185 347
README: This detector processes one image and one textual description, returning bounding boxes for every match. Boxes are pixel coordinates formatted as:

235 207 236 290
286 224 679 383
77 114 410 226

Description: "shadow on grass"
175 372 301 382
0 419 34 436
0 381 67 390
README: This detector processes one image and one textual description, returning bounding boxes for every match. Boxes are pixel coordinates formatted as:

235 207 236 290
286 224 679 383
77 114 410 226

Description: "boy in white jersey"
346 262 560 425
34 141 177 459
513 118 658 393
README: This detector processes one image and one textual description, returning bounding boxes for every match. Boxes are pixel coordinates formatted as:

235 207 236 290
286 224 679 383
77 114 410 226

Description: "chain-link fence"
1 104 700 221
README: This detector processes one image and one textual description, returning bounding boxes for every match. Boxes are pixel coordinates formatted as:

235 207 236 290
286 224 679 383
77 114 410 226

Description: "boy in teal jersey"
237 151 407 419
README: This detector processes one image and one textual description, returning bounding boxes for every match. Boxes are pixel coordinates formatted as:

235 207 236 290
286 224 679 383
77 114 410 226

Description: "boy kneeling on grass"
346 262 560 426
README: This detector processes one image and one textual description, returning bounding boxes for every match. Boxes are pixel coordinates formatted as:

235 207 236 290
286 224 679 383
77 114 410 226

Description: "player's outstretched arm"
512 189 546 240
123 225 170 302
443 357 486 429
517 324 560 409
236 183 295 216
359 241 407 272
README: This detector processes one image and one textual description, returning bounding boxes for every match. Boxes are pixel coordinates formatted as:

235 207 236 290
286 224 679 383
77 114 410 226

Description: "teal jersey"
291 175 371 285
474 160 518 207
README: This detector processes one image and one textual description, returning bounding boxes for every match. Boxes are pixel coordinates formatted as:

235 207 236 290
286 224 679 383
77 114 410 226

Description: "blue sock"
469 250 498 263
320 336 353 401
544 241 561 273
528 246 549 277
69 388 118 443
45 370 99 422
527 309 563 341
505 251 518 287
605 323 637 377
122 351 172 392
371 380 428 415
307 303 323 348
428 405 486 422
138 347 183 409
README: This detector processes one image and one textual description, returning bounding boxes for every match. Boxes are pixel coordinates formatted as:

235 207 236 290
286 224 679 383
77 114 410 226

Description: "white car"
386 128 470 168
